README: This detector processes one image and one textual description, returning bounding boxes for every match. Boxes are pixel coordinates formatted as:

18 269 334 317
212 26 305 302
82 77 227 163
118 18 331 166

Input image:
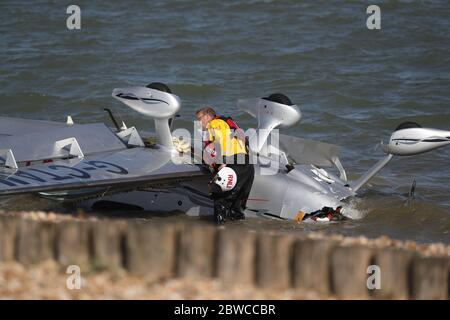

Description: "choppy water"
0 1 449 243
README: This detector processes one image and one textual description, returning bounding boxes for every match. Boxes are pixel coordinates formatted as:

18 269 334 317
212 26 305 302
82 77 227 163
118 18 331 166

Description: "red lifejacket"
213 115 241 131
213 115 248 150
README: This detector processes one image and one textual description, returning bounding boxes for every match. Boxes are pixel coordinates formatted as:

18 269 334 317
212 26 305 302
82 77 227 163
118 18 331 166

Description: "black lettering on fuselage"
86 161 128 175
15 171 47 183
0 161 129 190
0 177 19 187
28 168 73 181
0 176 30 186
48 165 90 179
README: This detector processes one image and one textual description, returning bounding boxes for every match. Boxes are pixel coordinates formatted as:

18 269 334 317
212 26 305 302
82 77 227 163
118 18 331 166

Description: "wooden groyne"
0 212 449 299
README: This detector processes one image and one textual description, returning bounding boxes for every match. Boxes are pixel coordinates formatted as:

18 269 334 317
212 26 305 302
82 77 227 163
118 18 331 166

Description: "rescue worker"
195 106 254 224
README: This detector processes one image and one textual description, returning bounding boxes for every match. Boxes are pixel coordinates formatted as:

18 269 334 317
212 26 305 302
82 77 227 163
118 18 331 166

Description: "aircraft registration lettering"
0 176 30 187
85 161 129 175
14 171 47 183
28 168 74 181
0 161 129 188
47 165 91 179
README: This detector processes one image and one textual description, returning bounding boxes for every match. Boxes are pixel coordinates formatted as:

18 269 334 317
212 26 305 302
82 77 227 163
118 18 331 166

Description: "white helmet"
213 167 237 192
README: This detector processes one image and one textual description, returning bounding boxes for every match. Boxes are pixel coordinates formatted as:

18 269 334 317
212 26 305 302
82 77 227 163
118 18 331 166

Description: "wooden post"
410 256 449 300
56 220 90 268
125 220 178 279
292 238 335 295
16 218 56 266
372 248 415 299
0 215 18 262
255 233 296 289
330 245 374 299
90 220 127 271
216 228 257 286
177 222 217 279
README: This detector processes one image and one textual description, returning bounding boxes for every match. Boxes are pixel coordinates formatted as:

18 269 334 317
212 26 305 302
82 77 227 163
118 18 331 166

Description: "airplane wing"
0 116 208 197
278 133 341 167
0 117 70 138
0 123 127 163
0 147 208 196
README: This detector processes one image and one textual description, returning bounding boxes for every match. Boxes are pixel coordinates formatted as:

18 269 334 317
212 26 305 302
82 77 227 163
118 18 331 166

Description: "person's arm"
205 120 227 171
206 121 217 144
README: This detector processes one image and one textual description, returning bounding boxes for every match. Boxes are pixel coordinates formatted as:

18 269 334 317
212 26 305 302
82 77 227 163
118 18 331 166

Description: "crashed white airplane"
0 83 449 222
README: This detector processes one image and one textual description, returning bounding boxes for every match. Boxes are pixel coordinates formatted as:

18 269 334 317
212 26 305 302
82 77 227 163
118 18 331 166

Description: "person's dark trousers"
228 163 254 213
211 163 254 223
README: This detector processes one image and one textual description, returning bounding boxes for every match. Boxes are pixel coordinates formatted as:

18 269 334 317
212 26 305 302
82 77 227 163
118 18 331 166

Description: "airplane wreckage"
0 83 449 222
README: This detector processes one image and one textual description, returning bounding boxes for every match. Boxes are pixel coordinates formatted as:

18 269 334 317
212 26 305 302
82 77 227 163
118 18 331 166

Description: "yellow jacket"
207 118 247 157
